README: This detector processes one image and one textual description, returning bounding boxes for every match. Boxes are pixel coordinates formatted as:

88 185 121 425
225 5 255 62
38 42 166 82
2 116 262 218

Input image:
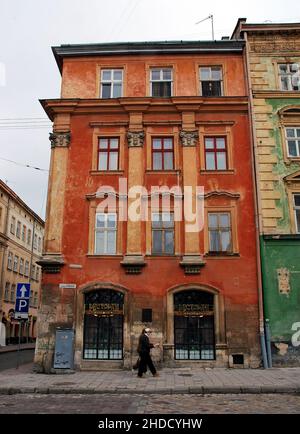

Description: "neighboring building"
35 39 261 372
232 20 300 365
0 179 44 344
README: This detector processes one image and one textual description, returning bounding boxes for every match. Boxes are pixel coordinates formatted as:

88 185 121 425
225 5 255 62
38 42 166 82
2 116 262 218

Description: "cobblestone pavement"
0 363 300 395
0 393 299 414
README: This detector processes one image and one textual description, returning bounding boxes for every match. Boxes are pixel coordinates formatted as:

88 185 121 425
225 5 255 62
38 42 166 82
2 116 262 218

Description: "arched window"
83 289 124 360
174 290 215 360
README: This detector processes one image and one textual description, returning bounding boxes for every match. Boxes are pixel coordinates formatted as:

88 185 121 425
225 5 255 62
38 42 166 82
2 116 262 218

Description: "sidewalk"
0 363 300 395
0 343 35 354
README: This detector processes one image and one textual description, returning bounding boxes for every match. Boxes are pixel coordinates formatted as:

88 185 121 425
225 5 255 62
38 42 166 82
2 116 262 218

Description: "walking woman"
137 327 159 378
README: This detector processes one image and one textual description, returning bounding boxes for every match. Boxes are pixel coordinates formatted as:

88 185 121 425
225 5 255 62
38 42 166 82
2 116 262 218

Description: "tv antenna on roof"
195 14 214 40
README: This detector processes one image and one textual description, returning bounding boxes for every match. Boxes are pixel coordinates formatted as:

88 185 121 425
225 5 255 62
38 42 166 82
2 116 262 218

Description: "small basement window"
232 354 244 365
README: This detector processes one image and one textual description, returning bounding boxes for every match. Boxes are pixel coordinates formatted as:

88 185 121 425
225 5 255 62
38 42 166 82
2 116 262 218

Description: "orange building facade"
35 41 261 372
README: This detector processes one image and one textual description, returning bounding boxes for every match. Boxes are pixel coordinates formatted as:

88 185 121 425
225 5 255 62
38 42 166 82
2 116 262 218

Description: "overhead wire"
0 156 49 172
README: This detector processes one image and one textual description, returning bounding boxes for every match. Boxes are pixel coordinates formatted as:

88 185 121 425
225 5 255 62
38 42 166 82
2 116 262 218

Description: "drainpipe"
243 32 268 368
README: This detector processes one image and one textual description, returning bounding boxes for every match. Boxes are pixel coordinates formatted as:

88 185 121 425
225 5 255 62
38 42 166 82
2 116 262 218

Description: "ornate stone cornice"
36 254 65 274
127 131 144 148
249 38 300 53
180 130 199 147
120 255 146 274
49 132 71 148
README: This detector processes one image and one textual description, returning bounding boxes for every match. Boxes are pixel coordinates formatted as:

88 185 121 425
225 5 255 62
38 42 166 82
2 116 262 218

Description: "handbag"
132 357 140 370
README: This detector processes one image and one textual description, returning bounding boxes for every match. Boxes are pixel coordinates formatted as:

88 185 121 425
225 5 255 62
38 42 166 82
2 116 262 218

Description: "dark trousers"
138 352 156 377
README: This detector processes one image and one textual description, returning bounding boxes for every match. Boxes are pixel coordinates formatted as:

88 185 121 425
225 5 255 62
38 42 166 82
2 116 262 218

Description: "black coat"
137 334 154 354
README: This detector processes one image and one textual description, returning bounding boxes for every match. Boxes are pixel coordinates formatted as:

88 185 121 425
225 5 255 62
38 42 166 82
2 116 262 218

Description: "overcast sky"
0 0 299 219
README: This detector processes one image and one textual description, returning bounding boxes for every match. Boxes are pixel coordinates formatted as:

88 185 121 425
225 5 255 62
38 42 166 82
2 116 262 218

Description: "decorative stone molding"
49 132 71 148
120 255 146 274
180 130 199 147
127 131 144 148
250 40 300 53
179 255 206 274
36 255 65 274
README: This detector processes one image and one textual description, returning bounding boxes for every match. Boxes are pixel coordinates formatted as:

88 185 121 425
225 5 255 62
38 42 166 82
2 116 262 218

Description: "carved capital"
120 255 146 274
179 255 205 274
49 132 71 148
127 131 144 148
180 130 199 147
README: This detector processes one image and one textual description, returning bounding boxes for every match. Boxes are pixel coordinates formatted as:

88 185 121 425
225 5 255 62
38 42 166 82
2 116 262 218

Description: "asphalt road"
0 392 299 414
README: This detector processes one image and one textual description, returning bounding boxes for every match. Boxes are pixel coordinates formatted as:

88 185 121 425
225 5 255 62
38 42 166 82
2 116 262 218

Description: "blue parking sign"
15 283 31 319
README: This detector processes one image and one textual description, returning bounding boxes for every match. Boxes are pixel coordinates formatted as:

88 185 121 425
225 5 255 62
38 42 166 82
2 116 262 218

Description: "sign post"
14 283 31 369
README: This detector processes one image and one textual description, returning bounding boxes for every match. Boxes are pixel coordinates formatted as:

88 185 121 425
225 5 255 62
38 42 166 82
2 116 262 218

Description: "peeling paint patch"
275 342 289 355
277 268 290 294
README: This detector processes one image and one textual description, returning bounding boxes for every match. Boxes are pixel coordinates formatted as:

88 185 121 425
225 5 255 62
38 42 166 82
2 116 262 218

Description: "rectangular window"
152 137 174 170
4 282 10 301
34 292 38 307
13 255 19 272
27 229 32 245
38 236 42 252
98 138 119 171
200 66 223 97
278 63 300 91
208 212 232 253
31 264 36 279
285 127 300 157
33 234 38 249
24 260 29 277
150 68 173 97
22 225 26 242
205 137 227 170
10 284 16 303
19 258 24 275
16 221 21 238
100 69 123 98
294 194 300 233
10 216 16 234
152 212 174 255
7 252 13 270
36 267 39 281
95 213 117 255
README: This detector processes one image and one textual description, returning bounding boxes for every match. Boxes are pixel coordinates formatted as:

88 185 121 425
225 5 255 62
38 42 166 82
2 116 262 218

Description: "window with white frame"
10 284 15 303
31 264 36 279
98 138 119 170
100 69 123 98
208 212 232 253
294 194 300 233
150 68 173 97
94 213 117 254
33 233 38 249
10 216 16 234
4 282 10 301
22 225 26 242
19 258 24 274
36 266 39 281
16 221 21 238
27 228 32 245
24 260 29 277
7 252 13 269
278 63 300 91
285 127 300 157
13 255 19 272
200 66 223 97
151 212 175 255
